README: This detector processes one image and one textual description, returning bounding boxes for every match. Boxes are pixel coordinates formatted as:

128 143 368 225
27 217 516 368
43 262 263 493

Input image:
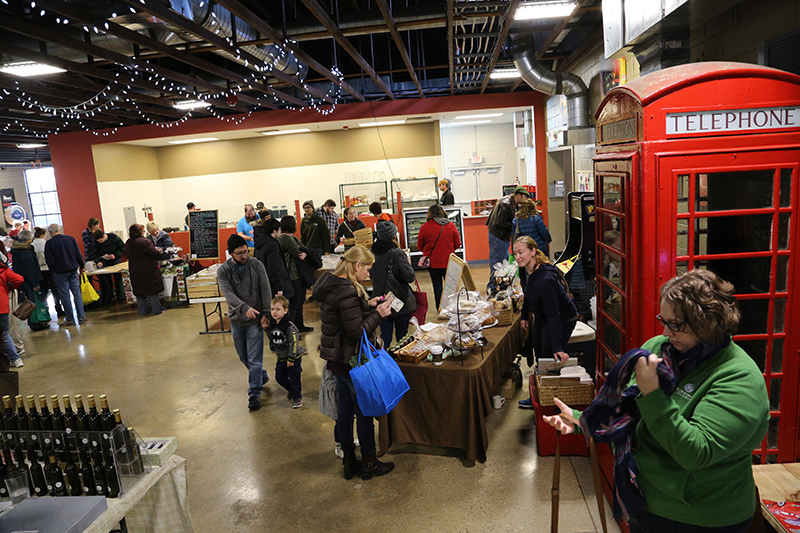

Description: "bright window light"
451 120 492 126
17 143 48 149
261 128 311 136
0 62 66 77
167 137 219 145
455 113 504 120
490 69 522 79
358 120 406 127
515 1 578 20
173 100 211 110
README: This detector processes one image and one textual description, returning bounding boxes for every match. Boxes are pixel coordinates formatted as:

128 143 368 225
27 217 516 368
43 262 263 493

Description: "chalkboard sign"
189 210 219 260
442 253 475 303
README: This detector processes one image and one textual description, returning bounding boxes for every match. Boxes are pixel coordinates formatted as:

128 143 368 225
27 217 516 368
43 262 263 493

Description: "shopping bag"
12 292 36 321
411 279 428 324
31 293 51 325
349 330 410 417
80 273 100 305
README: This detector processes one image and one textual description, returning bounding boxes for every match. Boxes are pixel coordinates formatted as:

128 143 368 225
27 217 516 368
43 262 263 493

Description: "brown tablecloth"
378 315 523 462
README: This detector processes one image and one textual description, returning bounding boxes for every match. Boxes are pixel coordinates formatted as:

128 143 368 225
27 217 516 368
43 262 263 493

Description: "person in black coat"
438 179 454 205
253 218 294 300
123 224 165 317
10 230 41 301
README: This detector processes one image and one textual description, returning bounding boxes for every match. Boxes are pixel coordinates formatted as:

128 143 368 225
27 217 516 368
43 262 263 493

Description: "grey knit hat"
376 220 397 241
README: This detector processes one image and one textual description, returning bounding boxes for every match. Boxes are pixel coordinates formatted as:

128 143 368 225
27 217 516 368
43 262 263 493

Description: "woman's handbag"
411 280 428 324
12 292 36 321
80 273 100 305
350 330 410 417
30 293 51 325
418 225 445 268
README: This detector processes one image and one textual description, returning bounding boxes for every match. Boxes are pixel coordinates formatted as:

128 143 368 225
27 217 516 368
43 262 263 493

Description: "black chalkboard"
189 210 219 260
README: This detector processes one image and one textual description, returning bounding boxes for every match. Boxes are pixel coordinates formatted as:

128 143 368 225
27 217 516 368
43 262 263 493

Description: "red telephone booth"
593 62 800 464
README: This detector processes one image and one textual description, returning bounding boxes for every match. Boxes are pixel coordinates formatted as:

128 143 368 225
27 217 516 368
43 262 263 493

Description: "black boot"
343 451 361 480
360 454 394 480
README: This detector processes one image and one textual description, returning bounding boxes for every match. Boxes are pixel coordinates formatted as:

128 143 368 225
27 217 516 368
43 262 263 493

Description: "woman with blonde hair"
511 199 551 257
513 236 579 409
313 245 394 480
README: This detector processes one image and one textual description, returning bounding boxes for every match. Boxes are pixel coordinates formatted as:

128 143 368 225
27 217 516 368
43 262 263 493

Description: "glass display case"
390 177 439 211
339 181 390 214
403 206 465 264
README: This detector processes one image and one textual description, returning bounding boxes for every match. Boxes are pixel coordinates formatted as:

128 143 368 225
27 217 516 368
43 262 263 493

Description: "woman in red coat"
415 204 461 309
123 224 165 316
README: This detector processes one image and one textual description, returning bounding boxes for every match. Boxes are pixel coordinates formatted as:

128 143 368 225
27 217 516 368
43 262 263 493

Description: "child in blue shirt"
267 295 303 408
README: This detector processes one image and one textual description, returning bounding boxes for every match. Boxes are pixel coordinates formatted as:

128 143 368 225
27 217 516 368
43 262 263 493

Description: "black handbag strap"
427 225 445 255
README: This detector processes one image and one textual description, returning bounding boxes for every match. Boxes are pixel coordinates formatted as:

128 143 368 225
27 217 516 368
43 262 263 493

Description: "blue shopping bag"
349 330 410 417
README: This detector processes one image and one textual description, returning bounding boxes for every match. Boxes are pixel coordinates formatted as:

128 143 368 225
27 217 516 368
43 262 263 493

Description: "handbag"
411 279 428 324
418 225 445 268
80 273 100 305
349 330 410 417
13 294 36 321
30 293 51 325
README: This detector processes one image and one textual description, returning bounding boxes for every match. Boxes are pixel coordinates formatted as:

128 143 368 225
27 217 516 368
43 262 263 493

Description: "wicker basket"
496 307 514 326
533 375 595 407
354 227 373 248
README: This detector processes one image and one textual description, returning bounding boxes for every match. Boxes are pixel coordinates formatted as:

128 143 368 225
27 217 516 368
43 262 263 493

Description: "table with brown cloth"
378 314 523 462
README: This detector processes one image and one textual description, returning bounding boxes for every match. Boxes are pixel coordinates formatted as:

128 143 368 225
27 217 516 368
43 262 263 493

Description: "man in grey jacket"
217 234 272 411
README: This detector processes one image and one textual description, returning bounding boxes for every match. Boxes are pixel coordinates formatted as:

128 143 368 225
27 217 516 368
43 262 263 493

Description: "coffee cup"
430 345 443 365
492 395 505 409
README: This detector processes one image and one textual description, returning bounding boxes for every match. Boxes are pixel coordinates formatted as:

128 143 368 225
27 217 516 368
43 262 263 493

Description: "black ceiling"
0 0 602 165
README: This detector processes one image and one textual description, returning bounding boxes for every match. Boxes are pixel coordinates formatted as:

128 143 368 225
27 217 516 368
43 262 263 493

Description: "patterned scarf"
578 337 729 520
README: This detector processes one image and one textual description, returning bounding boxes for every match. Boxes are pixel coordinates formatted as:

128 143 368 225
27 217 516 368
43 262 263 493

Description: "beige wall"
92 144 160 182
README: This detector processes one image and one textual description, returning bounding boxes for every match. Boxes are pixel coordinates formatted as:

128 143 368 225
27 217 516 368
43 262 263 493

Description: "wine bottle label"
84 486 90 493
66 428 72 434
55 481 63 488
44 437 51 445
103 434 109 440
92 439 99 447
4 432 11 439
35 487 45 495
47 483 53 490
31 434 37 441
0 488 7 496
82 437 89 445
96 484 103 492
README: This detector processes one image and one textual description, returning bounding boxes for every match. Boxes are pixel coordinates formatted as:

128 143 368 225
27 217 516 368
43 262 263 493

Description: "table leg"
199 302 230 335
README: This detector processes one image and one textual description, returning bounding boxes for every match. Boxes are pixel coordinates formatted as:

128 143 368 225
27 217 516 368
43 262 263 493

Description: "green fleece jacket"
631 336 769 527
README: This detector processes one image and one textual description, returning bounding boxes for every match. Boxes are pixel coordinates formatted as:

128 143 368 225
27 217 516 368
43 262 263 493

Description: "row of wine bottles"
1 393 117 433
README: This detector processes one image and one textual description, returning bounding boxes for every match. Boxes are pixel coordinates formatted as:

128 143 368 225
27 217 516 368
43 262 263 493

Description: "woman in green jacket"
545 269 768 532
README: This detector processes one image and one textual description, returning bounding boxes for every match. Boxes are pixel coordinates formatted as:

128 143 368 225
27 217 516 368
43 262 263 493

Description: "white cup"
492 395 505 410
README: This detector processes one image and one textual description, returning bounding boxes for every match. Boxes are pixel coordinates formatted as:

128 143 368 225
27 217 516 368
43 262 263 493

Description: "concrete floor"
15 264 619 533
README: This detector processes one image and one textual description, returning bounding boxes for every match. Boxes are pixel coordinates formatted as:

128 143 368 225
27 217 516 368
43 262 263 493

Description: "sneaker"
11 359 23 368
334 443 344 459
63 320 76 327
292 399 303 409
297 347 309 356
15 349 25 356
78 318 87 324
248 398 261 411
518 397 534 409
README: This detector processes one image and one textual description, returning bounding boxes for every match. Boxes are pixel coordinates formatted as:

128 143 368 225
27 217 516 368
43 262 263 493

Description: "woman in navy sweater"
514 236 579 408
511 199 551 257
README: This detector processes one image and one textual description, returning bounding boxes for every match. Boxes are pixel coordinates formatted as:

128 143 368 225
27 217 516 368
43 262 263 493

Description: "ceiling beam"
375 0 423 98
214 0 365 102
299 0 394 99
536 0 596 61
555 27 602 73
479 0 520 94
447 0 454 96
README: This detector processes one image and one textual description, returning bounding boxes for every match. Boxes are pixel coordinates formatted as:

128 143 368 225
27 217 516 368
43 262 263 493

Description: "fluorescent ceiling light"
0 62 66 77
455 113 504 120
167 137 219 145
515 1 578 20
261 128 311 136
452 120 492 126
173 100 211 110
17 143 47 149
358 120 406 127
490 69 522 79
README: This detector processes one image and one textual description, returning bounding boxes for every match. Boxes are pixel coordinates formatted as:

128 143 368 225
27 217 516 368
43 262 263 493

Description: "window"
24 167 62 228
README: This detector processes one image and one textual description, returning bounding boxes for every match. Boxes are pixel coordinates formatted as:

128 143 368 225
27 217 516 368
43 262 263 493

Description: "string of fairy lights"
1 0 349 140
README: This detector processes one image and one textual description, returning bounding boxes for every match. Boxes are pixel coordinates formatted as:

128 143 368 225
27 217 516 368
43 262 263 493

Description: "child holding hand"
267 295 303 408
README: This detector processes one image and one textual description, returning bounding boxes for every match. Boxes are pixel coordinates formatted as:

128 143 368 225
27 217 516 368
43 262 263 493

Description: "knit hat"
227 233 247 253
376 220 397 241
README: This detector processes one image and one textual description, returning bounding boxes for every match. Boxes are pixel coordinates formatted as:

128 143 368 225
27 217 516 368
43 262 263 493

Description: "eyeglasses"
656 314 686 333
231 250 249 257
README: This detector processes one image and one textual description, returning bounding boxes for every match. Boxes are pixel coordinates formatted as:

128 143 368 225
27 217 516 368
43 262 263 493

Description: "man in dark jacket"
300 200 330 255
217 234 272 411
486 186 529 291
94 230 126 302
253 218 294 300
44 224 86 326
438 179 455 205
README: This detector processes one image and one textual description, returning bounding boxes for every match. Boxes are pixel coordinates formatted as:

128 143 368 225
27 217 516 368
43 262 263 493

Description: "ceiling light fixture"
489 69 522 79
167 137 219 145
172 100 211 110
260 128 311 136
16 143 47 149
455 113 504 120
358 120 406 127
0 62 66 77
515 1 578 20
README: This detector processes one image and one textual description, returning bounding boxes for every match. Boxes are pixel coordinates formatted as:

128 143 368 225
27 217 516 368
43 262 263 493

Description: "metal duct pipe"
510 31 588 129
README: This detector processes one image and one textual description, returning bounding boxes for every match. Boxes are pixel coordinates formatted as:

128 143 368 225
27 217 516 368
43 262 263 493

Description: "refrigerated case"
390 177 439 211
339 181 390 214
403 206 465 264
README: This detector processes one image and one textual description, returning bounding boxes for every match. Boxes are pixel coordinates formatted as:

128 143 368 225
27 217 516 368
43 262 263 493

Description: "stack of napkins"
560 365 593 385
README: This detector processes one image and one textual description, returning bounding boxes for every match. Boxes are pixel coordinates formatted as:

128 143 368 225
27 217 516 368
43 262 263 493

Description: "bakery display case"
339 181 390 214
403 206 465 264
390 177 439 211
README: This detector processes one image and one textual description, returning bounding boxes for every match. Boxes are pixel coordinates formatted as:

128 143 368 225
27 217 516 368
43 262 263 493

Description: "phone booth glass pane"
696 170 774 211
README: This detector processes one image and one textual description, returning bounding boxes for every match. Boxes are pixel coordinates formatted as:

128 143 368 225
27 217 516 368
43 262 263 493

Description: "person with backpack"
513 236 579 409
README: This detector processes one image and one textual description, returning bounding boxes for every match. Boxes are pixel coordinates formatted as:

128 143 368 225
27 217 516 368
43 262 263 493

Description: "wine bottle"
38 394 53 430
113 410 132 463
0 455 7 498
62 395 77 430
78 450 95 496
3 395 17 430
63 450 83 496
99 395 115 431
45 454 67 496
75 394 90 431
14 395 29 431
26 395 42 431
90 451 107 496
127 426 144 475
14 447 34 497
87 395 103 432
103 450 120 497
26 447 48 497
50 395 66 431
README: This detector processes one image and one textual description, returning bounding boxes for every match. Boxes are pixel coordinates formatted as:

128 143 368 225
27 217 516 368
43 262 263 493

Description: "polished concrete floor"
16 264 619 533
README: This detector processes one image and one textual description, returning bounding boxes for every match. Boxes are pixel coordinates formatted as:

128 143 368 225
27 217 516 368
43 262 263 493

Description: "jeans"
427 268 446 310
379 313 411 349
230 322 267 400
630 511 752 533
136 295 163 316
334 373 376 456
51 271 85 323
275 358 302 400
487 232 510 291
0 314 20 363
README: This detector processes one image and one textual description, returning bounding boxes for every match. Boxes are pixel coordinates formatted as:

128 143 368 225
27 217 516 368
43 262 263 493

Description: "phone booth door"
658 149 800 463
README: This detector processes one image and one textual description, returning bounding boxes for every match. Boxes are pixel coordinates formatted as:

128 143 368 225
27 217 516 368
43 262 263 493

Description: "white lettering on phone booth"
666 106 800 135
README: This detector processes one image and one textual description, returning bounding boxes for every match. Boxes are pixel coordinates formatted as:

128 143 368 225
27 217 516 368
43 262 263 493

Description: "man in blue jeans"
217 234 272 411
485 186 530 292
44 224 86 327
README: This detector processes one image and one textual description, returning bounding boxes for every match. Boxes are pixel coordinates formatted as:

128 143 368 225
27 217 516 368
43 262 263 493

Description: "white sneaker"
334 443 344 459
12 359 23 368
